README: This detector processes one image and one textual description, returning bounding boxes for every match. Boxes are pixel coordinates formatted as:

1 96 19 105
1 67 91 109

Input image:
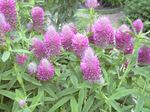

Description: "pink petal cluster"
93 17 115 47
61 24 76 50
44 26 61 57
115 24 134 54
80 47 102 81
16 54 28 65
31 7 44 32
0 0 17 29
133 19 144 33
72 33 89 57
32 38 46 58
18 99 26 108
37 58 55 81
0 13 11 33
28 62 37 75
87 25 95 43
67 23 77 34
85 0 99 8
138 45 150 65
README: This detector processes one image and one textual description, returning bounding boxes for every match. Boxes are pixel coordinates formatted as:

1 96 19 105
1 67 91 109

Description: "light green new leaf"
70 97 78 112
2 51 10 62
78 89 86 112
135 96 144 112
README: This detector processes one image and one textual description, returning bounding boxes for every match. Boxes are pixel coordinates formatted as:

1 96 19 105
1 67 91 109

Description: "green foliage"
124 0 150 32
101 0 125 7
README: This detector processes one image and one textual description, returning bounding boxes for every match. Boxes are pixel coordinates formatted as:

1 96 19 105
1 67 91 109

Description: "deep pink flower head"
0 13 11 33
138 45 150 65
31 7 44 32
80 47 102 81
32 38 46 58
72 33 89 57
85 0 99 8
37 58 55 81
61 24 76 50
16 54 28 65
44 26 61 57
93 17 115 47
28 62 37 75
0 0 17 29
115 24 134 54
133 19 144 33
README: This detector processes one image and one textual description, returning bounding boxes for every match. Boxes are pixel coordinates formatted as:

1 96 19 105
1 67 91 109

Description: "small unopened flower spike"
44 26 61 57
37 58 55 81
16 54 28 65
133 19 144 33
72 33 89 57
31 7 44 32
93 17 115 47
28 62 37 75
138 45 150 65
61 24 76 50
32 38 46 58
0 0 17 29
80 47 103 82
85 0 99 8
115 24 134 54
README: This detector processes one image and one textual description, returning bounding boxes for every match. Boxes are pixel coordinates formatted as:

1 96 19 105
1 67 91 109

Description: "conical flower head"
32 38 46 58
16 54 28 65
28 62 37 75
0 13 11 33
138 45 150 65
61 24 75 50
44 26 61 57
93 17 115 47
0 0 17 29
85 0 99 8
31 7 44 32
133 19 144 33
115 24 134 54
80 47 102 81
37 58 55 81
72 33 89 57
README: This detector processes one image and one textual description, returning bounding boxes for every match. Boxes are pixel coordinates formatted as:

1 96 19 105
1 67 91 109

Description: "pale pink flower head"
32 38 46 58
31 7 44 32
0 13 11 33
44 26 61 57
72 33 89 57
16 54 28 65
27 62 37 75
115 24 134 54
19 99 26 108
0 0 17 29
85 0 99 8
61 24 76 50
138 45 150 65
133 19 144 33
80 47 102 81
37 58 55 81
93 17 115 47
68 23 77 34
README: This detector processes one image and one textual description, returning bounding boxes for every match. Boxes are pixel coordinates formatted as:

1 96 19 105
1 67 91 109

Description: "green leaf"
48 96 72 112
70 97 78 112
82 95 94 112
12 101 19 112
23 73 41 86
110 88 134 100
78 89 86 112
2 51 10 62
0 90 15 100
107 99 122 112
70 74 78 87
135 96 144 112
11 49 31 54
30 90 44 111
